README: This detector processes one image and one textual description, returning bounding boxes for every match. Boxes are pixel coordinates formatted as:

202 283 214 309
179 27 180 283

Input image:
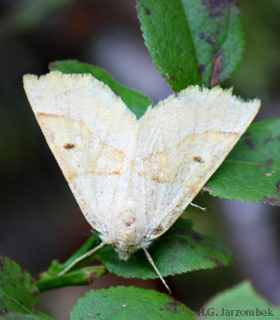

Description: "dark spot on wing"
153 225 163 235
64 143 75 149
193 156 204 163
123 216 136 227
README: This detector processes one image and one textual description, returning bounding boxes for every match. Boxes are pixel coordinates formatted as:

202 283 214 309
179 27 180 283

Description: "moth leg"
58 242 106 276
143 248 171 294
190 202 207 211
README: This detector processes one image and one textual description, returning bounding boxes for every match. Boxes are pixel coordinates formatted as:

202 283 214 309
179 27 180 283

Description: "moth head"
112 231 143 260
100 231 151 260
114 244 139 260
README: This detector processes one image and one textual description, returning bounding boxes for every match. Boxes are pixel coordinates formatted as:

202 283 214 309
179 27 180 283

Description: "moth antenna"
190 202 207 211
58 242 106 276
143 248 171 294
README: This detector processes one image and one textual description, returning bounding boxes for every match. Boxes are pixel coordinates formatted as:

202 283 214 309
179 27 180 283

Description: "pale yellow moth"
23 71 260 293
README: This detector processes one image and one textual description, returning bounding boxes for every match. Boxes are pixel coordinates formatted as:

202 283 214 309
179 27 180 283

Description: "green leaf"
35 266 106 292
71 286 196 320
96 218 234 279
136 0 244 90
0 256 39 314
33 310 53 320
205 119 280 206
199 281 280 319
49 59 153 119
0 313 47 320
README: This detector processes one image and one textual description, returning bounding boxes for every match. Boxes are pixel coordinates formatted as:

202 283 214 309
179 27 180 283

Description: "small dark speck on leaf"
267 158 274 165
165 301 183 314
192 234 203 243
244 138 256 150
264 137 273 144
64 143 75 149
199 31 205 39
174 226 190 236
145 7 151 15
199 64 206 74
210 54 223 88
0 298 9 313
209 255 224 267
180 68 183 71
19 265 26 273
203 0 240 17
171 76 175 81
178 239 188 245
276 181 280 192
87 272 97 283
206 37 212 43
160 308 164 311
254 163 263 168
29 290 38 296
262 197 280 206
243 132 250 136
264 136 280 144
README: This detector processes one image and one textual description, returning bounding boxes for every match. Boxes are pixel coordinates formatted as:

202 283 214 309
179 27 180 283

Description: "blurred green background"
1 0 280 318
